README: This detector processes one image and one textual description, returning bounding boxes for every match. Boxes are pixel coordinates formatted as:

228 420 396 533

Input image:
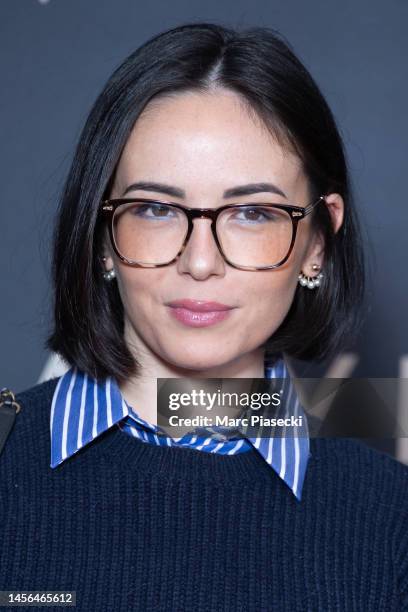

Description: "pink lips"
166 299 235 328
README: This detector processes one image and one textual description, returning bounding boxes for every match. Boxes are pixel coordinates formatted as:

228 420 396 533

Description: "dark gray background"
1 0 407 394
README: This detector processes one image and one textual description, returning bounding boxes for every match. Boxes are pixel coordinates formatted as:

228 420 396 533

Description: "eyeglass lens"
112 201 294 267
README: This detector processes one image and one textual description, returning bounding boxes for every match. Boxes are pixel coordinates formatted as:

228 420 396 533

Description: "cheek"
243 272 298 331
115 269 157 319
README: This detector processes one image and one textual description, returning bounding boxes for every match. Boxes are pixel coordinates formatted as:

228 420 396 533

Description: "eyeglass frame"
99 195 326 271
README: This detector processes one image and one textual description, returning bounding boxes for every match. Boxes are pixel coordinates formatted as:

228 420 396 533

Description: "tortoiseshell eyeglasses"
99 195 326 271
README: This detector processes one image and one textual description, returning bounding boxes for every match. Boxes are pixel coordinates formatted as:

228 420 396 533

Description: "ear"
325 192 344 234
301 192 344 276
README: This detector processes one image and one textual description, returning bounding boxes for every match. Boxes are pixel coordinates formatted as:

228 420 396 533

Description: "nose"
176 217 226 279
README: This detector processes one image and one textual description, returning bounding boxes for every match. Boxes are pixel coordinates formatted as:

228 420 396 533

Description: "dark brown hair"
46 22 366 383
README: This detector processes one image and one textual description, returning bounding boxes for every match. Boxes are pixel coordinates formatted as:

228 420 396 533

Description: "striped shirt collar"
50 354 310 501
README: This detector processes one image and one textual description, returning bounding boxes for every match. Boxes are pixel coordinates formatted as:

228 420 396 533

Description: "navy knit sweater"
1 377 408 611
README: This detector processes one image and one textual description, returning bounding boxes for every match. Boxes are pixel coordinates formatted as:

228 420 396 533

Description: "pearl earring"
298 264 323 289
101 256 116 282
103 269 116 281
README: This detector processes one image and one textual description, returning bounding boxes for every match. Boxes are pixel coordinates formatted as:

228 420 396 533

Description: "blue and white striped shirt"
50 353 311 501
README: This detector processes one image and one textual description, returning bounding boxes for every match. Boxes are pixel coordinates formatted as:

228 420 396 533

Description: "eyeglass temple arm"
303 195 326 217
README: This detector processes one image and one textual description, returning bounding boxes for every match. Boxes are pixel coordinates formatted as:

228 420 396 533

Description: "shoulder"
310 436 408 481
0 377 61 465
16 376 61 401
310 438 408 605
309 437 408 513
14 377 61 422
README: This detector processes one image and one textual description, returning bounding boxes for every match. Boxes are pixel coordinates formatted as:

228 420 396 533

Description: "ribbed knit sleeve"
395 488 408 610
398 536 408 610
381 446 408 611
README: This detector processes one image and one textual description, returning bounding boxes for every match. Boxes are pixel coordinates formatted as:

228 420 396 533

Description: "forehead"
114 90 306 198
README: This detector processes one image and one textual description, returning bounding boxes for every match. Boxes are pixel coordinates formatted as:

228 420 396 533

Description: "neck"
118 327 267 426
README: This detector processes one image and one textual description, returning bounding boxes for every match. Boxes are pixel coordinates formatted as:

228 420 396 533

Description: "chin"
164 349 234 373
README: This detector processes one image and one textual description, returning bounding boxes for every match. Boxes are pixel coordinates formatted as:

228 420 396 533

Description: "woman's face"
103 89 326 372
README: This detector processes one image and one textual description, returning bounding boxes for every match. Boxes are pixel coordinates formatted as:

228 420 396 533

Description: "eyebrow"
121 181 287 199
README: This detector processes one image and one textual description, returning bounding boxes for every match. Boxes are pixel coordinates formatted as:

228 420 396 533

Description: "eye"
131 202 176 219
231 206 281 223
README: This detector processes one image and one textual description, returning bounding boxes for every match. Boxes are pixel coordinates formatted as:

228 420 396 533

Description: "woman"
1 22 407 611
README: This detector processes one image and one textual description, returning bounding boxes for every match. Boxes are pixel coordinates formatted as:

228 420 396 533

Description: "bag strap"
0 388 22 456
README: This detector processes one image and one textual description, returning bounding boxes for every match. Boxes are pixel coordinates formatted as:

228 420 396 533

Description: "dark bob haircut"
46 21 366 384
